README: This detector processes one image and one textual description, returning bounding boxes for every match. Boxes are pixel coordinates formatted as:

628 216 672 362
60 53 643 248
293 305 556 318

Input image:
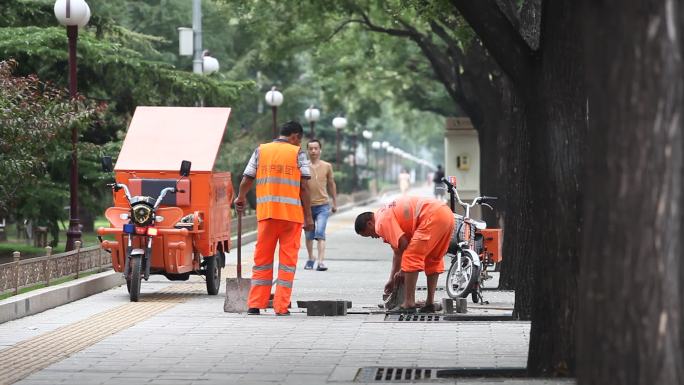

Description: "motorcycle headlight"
131 204 152 226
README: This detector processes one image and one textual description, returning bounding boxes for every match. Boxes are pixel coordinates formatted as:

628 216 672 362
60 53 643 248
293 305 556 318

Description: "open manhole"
355 367 528 382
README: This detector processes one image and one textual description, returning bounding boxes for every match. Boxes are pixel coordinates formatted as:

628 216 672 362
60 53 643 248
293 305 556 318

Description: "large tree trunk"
454 0 585 372
496 79 536 306
525 0 585 376
577 0 683 384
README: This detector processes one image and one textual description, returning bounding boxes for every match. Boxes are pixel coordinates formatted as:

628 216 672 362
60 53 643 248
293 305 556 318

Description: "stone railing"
0 242 111 296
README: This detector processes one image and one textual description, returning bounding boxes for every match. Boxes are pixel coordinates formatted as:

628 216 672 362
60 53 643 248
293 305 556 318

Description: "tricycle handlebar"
154 187 178 209
107 183 133 202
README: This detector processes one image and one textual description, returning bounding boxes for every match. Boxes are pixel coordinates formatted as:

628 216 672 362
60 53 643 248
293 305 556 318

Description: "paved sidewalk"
0 186 574 385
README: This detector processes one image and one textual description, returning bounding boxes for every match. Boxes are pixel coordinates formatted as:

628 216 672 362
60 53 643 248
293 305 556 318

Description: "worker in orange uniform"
234 121 314 316
354 196 454 313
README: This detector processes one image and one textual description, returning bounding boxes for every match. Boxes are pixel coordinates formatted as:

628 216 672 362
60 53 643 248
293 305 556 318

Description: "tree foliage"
0 59 100 219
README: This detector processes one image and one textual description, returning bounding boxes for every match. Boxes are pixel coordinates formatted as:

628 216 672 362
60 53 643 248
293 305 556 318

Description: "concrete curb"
0 270 125 324
0 196 379 324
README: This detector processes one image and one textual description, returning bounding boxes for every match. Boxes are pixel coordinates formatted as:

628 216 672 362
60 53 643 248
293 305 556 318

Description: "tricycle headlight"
131 204 152 226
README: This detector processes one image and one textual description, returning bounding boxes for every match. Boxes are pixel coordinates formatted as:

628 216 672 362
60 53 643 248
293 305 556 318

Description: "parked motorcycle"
442 177 503 303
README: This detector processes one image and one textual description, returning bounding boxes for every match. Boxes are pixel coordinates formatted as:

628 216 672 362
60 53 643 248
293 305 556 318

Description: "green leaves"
0 59 98 217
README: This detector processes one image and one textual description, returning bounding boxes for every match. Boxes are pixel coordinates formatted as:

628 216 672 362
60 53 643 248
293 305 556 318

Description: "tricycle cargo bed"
111 171 233 257
110 106 234 257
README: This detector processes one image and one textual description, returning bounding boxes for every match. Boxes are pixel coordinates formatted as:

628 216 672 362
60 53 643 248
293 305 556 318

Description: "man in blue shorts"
304 139 337 271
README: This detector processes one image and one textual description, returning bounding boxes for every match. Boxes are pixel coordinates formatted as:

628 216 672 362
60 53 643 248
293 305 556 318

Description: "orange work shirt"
374 196 447 249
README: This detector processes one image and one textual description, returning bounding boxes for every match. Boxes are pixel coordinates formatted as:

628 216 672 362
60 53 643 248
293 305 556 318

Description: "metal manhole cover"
384 313 442 322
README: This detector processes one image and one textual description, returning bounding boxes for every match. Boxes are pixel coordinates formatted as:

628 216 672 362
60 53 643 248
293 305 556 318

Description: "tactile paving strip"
0 283 204 385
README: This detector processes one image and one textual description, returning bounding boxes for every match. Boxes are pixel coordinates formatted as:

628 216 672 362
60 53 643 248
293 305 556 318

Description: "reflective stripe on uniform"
253 263 273 271
257 196 302 206
251 279 273 286
255 177 301 187
279 264 296 273
275 279 293 288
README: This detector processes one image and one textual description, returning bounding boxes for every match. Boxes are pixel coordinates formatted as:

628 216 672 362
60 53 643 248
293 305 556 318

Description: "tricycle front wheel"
129 257 142 302
205 256 221 295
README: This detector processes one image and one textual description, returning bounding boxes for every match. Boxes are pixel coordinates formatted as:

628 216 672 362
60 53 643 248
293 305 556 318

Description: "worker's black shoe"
247 308 260 315
275 311 291 316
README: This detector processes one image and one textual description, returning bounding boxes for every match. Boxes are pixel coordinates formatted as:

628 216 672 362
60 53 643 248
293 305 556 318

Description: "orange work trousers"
401 204 455 275
247 218 302 313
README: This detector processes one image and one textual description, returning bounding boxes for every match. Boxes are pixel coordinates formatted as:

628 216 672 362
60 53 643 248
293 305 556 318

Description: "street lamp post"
387 146 396 184
54 0 90 252
362 130 372 170
304 105 320 138
381 141 389 183
265 86 283 138
371 141 381 180
351 131 358 190
332 116 347 166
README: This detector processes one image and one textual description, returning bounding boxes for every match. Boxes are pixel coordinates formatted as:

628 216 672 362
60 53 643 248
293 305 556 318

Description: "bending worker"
233 121 314 316
354 196 454 312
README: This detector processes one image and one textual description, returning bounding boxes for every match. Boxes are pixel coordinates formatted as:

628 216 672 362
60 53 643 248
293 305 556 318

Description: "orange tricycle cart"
98 107 233 301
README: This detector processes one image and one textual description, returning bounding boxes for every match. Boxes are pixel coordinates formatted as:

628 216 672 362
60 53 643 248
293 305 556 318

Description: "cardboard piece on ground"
224 277 250 313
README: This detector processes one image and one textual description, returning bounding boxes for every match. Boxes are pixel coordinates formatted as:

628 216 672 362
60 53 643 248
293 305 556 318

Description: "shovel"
224 209 250 313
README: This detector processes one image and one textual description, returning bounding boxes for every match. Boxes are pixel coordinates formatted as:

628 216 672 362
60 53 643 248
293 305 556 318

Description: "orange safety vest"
255 141 304 223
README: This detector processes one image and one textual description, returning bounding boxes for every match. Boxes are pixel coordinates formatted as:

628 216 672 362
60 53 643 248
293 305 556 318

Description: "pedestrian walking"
354 196 454 313
303 139 337 271
233 121 314 316
398 168 411 195
433 164 445 200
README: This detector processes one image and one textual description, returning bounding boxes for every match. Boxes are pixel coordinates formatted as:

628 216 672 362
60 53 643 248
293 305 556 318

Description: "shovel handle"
237 209 242 279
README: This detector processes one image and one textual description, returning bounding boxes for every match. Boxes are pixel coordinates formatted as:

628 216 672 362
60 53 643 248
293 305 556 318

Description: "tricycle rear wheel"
205 256 221 295
129 257 142 302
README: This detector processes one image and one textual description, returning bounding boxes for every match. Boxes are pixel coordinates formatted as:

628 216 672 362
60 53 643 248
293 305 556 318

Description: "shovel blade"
224 277 251 313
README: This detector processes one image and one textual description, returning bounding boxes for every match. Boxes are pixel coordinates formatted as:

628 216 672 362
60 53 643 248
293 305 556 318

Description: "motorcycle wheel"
205 256 221 295
129 257 142 302
445 254 480 299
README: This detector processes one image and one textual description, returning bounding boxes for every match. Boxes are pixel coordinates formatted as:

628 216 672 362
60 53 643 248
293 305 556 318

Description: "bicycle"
442 177 502 303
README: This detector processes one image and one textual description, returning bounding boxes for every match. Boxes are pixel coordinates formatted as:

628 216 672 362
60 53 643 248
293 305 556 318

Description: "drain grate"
355 367 528 382
384 313 442 322
384 313 517 322
356 367 437 382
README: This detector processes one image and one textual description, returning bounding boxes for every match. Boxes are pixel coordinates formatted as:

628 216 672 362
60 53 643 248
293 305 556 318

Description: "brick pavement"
0 186 575 384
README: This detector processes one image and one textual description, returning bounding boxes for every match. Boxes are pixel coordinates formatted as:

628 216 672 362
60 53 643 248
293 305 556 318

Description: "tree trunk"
452 0 586 374
496 78 535 305
525 1 585 376
577 0 683 384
